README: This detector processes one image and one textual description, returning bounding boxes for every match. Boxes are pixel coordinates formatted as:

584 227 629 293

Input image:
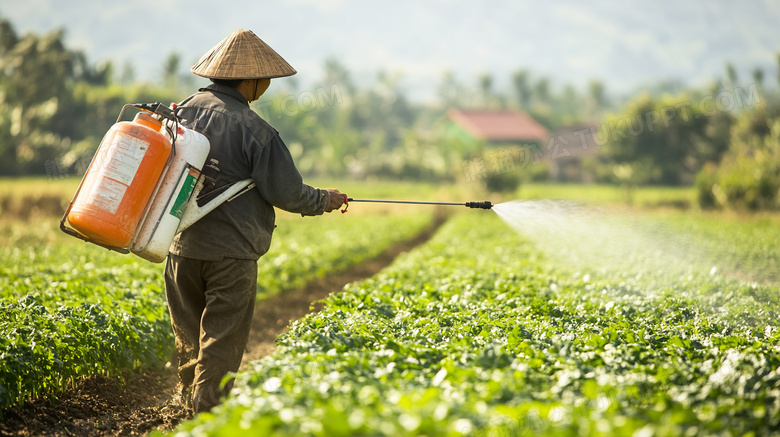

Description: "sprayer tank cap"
133 112 163 130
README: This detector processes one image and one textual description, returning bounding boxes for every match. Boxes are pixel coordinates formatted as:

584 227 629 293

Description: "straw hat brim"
191 29 296 79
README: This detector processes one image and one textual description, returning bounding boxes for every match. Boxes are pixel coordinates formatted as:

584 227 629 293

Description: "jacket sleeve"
246 132 328 216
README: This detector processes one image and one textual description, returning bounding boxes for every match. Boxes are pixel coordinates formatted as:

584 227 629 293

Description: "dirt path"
0 215 444 437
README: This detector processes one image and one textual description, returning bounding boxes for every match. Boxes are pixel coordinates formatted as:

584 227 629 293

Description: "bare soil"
0 214 444 437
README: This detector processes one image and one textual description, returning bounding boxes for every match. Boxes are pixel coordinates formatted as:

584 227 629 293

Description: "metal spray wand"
342 198 492 213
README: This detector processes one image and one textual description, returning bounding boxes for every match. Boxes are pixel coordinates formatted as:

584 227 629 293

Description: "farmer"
165 29 346 413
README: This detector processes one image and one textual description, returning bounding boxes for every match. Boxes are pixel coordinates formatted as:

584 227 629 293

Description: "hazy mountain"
2 0 779 100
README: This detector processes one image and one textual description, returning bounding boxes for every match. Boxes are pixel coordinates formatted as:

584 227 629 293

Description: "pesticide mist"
489 199 776 316
492 200 718 284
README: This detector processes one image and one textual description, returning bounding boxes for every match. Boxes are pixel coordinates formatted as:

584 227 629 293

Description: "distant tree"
777 53 780 88
437 70 463 108
725 63 737 90
478 73 494 109
0 26 78 174
1 29 73 105
588 80 604 106
511 70 531 109
707 79 723 96
752 67 765 97
598 92 733 185
558 83 580 122
588 80 606 112
0 17 17 54
162 52 181 89
696 104 780 210
0 17 185 176
354 69 414 149
322 57 355 97
752 67 764 87
119 61 135 84
533 77 550 106
73 52 112 85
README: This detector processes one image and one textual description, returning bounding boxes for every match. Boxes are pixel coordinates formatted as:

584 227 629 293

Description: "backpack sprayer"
61 102 492 263
60 102 255 263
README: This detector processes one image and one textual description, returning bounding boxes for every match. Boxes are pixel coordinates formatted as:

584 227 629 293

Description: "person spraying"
166 29 346 413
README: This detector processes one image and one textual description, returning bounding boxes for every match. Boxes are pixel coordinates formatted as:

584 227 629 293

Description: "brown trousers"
164 253 257 413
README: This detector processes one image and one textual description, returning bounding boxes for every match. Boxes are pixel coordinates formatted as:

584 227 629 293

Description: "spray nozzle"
466 201 493 209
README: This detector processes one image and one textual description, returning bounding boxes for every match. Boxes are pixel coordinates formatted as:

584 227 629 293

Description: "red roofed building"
447 109 549 145
447 109 601 183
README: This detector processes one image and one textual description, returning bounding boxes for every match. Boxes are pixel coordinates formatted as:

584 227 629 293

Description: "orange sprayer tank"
67 112 172 248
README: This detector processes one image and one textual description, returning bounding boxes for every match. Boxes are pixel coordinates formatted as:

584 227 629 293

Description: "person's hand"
324 189 347 213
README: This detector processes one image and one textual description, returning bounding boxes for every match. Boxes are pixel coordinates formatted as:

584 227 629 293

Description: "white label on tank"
86 177 128 214
101 133 148 186
84 132 148 214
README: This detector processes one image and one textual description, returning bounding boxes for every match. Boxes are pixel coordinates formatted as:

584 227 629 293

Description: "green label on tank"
170 169 198 219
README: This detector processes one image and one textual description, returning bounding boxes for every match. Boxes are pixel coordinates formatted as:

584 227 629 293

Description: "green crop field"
0 182 433 409
2 177 779 436
164 208 780 436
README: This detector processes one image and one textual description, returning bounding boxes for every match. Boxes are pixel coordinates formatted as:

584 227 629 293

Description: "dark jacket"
169 84 328 261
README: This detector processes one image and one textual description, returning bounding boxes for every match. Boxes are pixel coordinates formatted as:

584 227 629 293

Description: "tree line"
594 70 780 210
0 17 194 177
0 15 609 181
1 15 779 210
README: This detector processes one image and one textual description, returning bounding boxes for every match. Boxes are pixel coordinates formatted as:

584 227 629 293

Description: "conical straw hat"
191 29 296 79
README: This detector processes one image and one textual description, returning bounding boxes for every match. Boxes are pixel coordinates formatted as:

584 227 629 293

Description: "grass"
0 176 80 199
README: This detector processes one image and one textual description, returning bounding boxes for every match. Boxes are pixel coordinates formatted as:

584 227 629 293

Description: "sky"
2 0 779 101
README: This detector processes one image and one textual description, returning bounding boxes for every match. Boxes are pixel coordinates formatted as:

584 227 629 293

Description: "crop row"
167 212 780 436
259 212 432 298
0 212 431 410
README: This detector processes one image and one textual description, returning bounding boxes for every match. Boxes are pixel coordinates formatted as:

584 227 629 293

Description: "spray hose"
341 198 492 213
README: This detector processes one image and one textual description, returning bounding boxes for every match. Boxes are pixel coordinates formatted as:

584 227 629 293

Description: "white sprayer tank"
130 122 210 262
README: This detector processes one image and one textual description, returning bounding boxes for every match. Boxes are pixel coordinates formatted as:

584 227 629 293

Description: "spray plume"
492 199 717 283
